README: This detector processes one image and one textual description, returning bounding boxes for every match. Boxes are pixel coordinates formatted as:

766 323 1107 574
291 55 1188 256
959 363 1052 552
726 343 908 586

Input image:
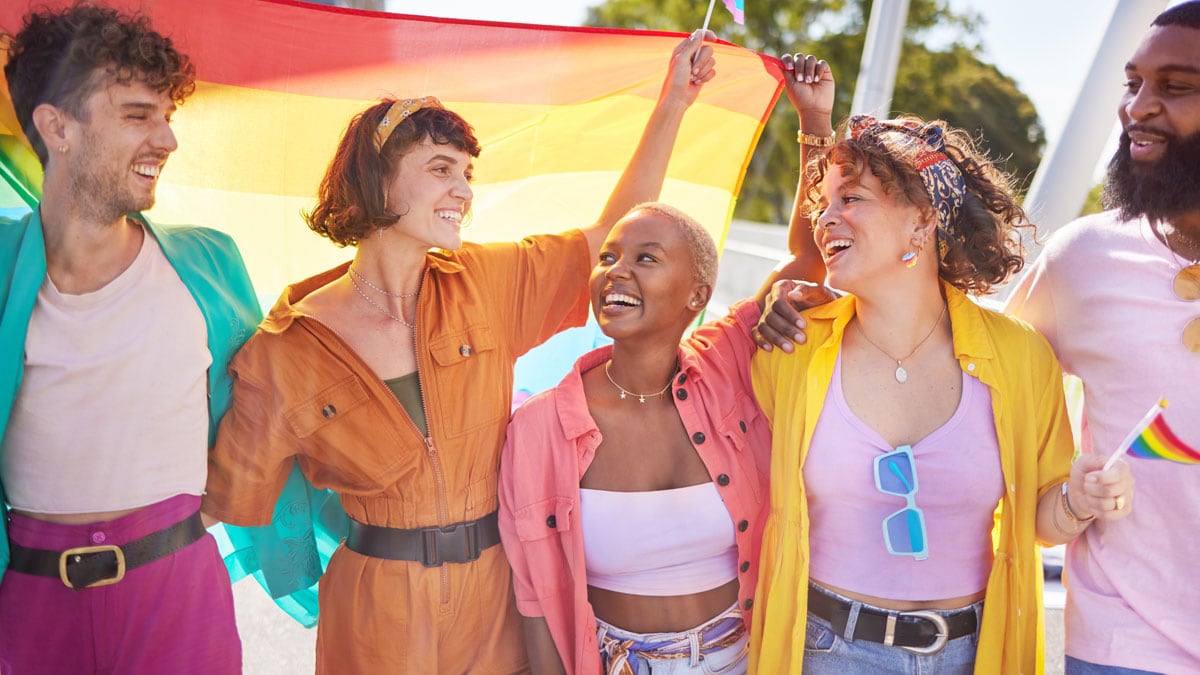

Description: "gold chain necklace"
349 272 416 329
604 361 674 403
854 303 947 384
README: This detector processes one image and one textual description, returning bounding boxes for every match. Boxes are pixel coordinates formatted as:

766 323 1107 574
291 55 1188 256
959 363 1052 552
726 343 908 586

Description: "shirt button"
738 520 749 532
743 598 753 610
91 531 106 544
716 474 730 486
677 373 687 385
321 404 337 418
739 420 747 433
692 432 706 444
740 561 750 573
459 344 473 357
546 515 557 528
675 389 688 400
967 363 976 372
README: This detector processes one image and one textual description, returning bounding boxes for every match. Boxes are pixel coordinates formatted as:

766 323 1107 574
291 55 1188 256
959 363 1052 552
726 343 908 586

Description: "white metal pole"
850 0 911 118
1022 0 1169 246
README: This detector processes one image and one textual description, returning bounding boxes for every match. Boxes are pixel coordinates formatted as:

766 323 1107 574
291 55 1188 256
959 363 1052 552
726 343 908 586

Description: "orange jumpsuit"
205 231 589 673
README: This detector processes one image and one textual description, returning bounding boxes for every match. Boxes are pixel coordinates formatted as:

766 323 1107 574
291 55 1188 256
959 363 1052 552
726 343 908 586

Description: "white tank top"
0 232 211 514
580 482 738 596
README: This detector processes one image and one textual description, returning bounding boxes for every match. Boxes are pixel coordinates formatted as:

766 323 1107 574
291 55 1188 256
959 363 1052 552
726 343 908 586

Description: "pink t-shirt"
1007 211 1200 672
0 233 210 513
498 301 770 675
805 353 1004 600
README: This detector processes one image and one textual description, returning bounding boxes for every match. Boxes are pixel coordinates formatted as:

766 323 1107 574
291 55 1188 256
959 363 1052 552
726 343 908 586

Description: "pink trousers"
0 495 242 674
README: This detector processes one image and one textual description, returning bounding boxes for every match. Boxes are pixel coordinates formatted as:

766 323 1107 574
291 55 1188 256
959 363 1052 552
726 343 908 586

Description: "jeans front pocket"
804 615 838 654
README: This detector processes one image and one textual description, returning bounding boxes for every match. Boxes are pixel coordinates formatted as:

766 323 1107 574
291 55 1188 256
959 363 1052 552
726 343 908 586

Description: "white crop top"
580 482 738 596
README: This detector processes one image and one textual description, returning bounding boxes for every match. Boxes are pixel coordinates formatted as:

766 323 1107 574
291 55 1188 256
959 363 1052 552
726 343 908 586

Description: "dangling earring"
901 248 919 268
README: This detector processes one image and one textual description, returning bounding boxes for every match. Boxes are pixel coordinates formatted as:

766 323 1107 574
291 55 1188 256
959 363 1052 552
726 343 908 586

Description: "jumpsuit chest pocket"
427 323 505 437
284 376 371 438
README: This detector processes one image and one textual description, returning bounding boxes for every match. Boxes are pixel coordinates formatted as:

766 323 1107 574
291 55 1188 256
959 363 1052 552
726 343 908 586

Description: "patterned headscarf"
848 115 967 241
373 96 444 152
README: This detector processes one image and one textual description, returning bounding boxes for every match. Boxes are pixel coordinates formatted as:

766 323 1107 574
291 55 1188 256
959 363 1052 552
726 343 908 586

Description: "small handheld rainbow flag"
723 0 746 24
701 0 746 33
1104 399 1200 469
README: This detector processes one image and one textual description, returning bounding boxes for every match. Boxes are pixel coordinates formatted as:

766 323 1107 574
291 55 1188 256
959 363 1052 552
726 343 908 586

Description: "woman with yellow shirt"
748 55 1135 674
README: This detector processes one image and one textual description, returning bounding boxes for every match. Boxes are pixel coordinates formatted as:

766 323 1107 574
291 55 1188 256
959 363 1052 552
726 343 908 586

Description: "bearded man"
1005 2 1200 672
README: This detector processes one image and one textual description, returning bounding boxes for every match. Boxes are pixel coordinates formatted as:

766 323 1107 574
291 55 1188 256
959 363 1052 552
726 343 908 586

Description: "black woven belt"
8 511 206 589
346 511 501 568
808 585 979 655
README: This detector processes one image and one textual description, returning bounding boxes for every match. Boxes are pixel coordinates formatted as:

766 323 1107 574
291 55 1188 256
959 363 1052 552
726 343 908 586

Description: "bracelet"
797 131 836 147
1060 481 1095 526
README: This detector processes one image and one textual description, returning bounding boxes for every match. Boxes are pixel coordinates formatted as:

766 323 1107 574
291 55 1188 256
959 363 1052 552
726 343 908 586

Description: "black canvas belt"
7 511 205 589
346 510 501 568
808 585 979 655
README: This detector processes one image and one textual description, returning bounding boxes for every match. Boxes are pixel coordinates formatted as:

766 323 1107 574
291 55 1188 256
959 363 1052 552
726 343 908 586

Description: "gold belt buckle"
59 545 126 589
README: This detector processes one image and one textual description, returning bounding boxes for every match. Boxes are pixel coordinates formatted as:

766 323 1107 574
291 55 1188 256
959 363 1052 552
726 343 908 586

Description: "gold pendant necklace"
855 303 947 383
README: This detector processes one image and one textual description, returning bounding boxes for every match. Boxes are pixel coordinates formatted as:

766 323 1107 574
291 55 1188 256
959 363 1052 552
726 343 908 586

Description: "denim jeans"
596 603 748 675
802 590 982 675
1065 656 1163 675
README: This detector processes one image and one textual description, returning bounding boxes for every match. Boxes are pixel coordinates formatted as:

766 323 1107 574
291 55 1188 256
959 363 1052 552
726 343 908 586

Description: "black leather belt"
8 511 206 589
808 585 979 655
346 511 501 568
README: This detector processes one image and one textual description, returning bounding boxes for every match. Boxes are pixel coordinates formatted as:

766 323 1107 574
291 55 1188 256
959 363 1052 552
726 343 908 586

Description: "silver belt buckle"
890 609 950 655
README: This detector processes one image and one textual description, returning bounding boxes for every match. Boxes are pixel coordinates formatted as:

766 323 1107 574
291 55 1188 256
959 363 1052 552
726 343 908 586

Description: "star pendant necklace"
855 302 947 384
604 360 674 403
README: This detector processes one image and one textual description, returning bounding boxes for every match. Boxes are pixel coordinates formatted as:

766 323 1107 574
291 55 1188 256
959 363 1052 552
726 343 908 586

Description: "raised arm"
580 30 717 261
752 53 840 349
780 52 835 283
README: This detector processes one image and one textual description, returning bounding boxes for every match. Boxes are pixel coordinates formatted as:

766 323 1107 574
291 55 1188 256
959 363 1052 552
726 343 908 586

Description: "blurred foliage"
1079 181 1105 217
586 0 1046 224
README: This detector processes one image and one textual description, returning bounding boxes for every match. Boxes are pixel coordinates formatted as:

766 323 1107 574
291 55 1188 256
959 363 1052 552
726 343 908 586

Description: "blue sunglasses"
873 445 929 561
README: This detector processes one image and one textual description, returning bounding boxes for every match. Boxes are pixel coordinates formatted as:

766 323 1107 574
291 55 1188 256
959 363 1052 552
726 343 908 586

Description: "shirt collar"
259 249 465 334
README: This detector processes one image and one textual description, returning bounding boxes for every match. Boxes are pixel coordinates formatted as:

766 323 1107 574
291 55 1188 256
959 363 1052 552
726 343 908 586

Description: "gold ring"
1114 495 1125 511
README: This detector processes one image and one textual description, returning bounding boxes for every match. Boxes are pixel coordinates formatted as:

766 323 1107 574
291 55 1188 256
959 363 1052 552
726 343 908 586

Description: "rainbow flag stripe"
1 0 783 302
1128 412 1200 464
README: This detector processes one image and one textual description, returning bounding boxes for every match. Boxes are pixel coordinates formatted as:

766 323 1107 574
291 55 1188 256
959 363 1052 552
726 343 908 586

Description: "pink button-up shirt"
498 301 771 675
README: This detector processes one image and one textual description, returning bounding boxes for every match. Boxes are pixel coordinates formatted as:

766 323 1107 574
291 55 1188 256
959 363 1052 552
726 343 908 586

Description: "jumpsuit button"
738 520 749 532
739 420 747 433
321 404 337 418
675 389 688 400
716 474 730 486
546 515 557 528
692 432 706 444
740 561 750 573
677 373 687 385
459 345 473 357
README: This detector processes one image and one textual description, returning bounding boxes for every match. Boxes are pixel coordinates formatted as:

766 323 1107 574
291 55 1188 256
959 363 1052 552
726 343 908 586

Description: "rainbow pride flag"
1 0 783 303
1128 406 1200 464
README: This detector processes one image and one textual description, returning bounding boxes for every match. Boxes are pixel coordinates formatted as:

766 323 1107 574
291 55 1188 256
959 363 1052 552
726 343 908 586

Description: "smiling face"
1104 24 1200 221
63 75 178 223
814 164 929 294
589 209 709 343
384 137 474 251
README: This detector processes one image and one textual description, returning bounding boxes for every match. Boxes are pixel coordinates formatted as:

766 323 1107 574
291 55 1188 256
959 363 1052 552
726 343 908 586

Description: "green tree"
586 0 1045 224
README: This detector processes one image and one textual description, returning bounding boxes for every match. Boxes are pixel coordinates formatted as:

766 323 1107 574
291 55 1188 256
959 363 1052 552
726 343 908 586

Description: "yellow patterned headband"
373 96 445 153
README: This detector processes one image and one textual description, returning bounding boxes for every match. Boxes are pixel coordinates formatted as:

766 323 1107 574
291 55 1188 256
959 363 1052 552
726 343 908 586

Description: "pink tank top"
805 354 1005 600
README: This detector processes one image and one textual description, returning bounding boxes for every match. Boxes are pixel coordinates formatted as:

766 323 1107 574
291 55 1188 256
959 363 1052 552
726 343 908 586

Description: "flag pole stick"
1103 398 1167 471
701 0 716 34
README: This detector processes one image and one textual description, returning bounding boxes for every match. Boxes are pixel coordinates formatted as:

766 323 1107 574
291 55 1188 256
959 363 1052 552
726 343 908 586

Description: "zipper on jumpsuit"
410 267 454 605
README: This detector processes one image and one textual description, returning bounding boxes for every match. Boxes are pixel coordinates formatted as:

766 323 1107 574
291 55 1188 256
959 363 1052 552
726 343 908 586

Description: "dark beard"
1102 129 1200 223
